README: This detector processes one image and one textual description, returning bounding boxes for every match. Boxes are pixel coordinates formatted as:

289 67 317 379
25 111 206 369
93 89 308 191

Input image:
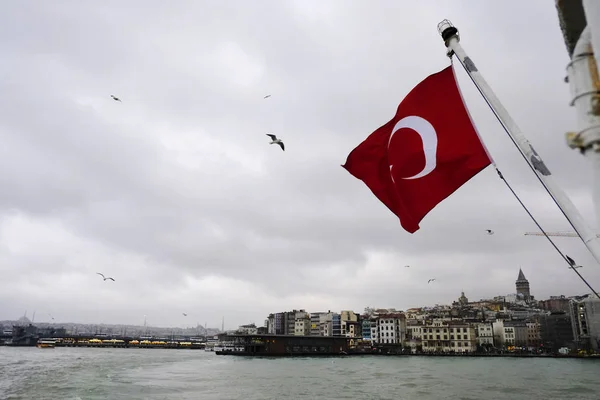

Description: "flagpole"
436 20 600 266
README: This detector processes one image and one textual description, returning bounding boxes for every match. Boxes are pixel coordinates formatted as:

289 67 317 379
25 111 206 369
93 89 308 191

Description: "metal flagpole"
436 20 600 266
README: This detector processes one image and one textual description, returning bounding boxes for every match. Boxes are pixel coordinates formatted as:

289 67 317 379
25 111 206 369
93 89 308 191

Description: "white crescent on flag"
388 115 438 180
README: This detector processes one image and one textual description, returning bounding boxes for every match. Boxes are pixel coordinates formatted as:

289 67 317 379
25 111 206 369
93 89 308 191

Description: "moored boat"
36 339 56 349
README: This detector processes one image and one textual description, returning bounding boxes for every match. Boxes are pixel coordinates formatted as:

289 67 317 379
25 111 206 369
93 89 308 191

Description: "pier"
0 327 209 349
214 334 350 356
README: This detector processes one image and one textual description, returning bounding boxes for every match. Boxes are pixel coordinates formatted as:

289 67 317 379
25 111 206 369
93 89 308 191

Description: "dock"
214 333 352 356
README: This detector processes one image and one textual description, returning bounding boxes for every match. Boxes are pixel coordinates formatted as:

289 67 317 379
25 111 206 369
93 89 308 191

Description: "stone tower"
516 268 531 300
458 291 469 306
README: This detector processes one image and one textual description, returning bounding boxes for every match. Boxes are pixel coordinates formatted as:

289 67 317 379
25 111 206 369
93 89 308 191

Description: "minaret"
516 268 531 300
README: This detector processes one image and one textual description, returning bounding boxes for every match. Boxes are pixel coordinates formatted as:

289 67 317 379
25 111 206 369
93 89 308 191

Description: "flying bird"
428 279 436 284
485 229 494 235
182 313 188 317
404 265 410 268
565 255 576 267
263 94 271 99
96 272 115 281
266 134 285 151
110 95 121 102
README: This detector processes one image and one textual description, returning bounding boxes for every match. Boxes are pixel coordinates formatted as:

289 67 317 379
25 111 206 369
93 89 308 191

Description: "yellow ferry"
36 340 56 349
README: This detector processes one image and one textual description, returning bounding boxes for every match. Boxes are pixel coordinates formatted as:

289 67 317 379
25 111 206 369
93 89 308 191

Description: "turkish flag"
342 65 491 233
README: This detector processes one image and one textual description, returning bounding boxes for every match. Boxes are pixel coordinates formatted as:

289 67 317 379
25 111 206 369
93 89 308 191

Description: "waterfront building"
405 322 424 353
257 326 268 334
361 317 371 341
492 320 528 348
526 321 541 347
370 313 406 345
569 295 600 351
273 313 284 335
539 311 574 351
539 295 571 313
332 313 341 336
268 311 306 335
310 312 329 336
237 324 258 335
294 311 311 336
340 310 360 338
421 320 476 353
475 323 494 346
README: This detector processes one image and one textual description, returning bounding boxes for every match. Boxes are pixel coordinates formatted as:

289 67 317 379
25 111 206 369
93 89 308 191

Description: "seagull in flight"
428 279 436 284
266 134 284 151
264 94 271 99
182 313 188 317
110 94 121 102
96 272 115 281
404 265 410 268
485 229 494 235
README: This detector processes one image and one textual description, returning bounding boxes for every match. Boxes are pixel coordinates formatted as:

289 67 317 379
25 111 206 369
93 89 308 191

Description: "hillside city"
231 269 597 354
2 268 596 354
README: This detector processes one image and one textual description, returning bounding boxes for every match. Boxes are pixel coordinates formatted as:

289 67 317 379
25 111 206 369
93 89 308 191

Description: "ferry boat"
36 339 56 349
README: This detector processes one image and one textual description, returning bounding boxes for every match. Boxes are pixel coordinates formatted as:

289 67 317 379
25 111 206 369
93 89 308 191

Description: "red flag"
342 65 491 233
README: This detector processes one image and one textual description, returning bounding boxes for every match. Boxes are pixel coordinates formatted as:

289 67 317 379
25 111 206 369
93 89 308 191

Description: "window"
464 342 468 347
457 335 461 340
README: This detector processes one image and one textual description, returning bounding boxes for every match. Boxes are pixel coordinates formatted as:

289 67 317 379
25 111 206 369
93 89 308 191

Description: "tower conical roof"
517 268 527 282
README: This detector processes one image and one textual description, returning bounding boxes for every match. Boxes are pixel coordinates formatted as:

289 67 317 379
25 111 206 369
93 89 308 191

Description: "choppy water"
1 347 600 399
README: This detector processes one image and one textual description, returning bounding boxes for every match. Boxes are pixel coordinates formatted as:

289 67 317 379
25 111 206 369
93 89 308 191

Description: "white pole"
582 0 600 72
566 25 600 239
576 1 600 236
436 20 600 266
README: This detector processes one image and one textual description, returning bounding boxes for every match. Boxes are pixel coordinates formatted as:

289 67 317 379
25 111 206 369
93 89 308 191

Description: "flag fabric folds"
342 66 491 233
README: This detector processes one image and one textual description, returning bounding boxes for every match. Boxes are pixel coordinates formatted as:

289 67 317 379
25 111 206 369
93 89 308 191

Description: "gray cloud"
1 0 598 329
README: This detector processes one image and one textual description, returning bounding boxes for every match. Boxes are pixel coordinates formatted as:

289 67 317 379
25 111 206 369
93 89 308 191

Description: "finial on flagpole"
437 20 459 56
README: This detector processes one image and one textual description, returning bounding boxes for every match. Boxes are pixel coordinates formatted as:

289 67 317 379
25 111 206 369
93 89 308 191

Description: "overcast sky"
1 0 598 330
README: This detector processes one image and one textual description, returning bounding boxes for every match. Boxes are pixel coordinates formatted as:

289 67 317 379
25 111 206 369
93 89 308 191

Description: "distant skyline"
1 281 585 331
0 316 220 333
1 1 599 328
